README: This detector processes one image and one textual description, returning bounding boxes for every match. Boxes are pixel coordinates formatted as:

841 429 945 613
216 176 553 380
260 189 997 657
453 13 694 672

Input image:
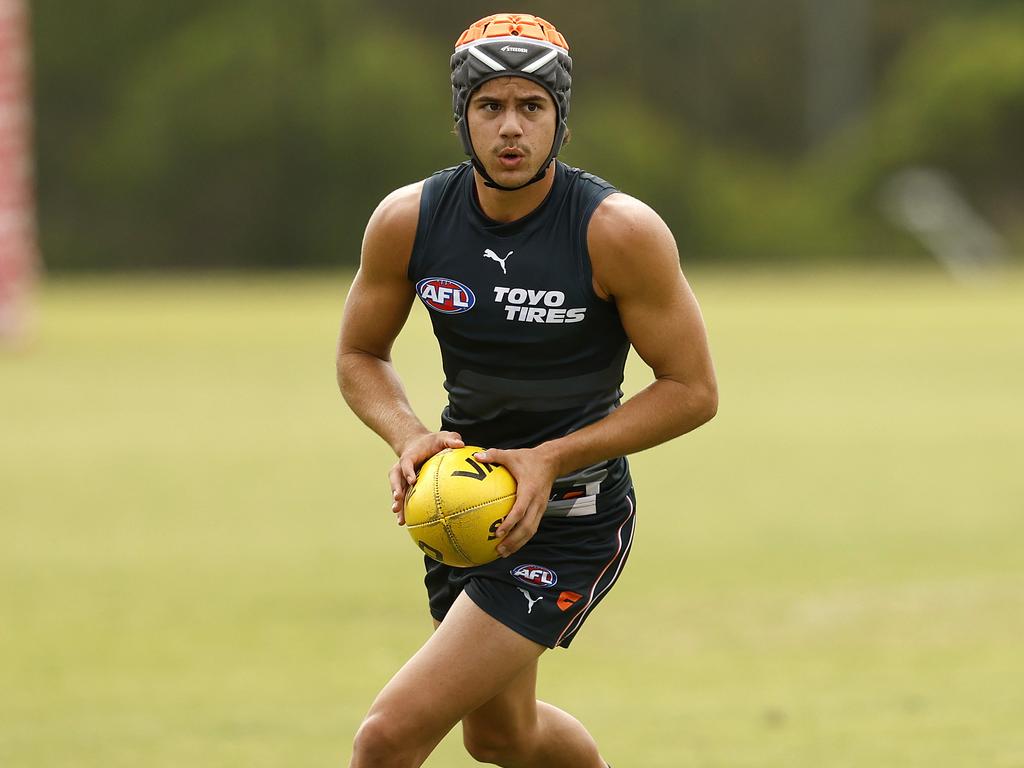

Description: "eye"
524 103 540 112
482 102 501 112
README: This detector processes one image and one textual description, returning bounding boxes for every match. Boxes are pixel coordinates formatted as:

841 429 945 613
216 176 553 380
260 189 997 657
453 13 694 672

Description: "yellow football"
404 446 517 567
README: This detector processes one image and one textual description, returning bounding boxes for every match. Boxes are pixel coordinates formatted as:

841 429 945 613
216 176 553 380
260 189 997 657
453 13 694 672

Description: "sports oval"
416 277 475 314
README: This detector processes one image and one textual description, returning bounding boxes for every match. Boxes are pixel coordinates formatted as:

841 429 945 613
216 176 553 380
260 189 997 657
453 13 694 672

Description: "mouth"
497 148 525 169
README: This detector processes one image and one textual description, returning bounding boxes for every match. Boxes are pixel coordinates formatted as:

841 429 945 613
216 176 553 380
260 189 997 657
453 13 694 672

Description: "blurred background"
2 2 1023 766
19 0 1024 272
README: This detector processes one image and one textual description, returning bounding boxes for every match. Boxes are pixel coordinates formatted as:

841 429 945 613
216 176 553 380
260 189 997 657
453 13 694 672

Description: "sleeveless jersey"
408 160 631 508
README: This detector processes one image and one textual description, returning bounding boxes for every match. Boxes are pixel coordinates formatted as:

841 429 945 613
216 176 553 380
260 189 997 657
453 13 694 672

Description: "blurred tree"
33 0 215 267
873 6 1024 211
33 0 451 268
29 0 1024 268
806 3 1024 254
804 0 870 146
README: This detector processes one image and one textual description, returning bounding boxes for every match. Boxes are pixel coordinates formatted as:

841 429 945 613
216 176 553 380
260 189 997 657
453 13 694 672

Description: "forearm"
539 376 717 477
338 350 429 456
476 375 715 555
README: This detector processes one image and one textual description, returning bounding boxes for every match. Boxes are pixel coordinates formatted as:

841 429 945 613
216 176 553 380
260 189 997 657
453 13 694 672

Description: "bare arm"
337 182 464 521
478 193 718 554
541 192 718 470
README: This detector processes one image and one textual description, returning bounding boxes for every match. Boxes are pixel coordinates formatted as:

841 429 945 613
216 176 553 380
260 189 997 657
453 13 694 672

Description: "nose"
498 109 524 141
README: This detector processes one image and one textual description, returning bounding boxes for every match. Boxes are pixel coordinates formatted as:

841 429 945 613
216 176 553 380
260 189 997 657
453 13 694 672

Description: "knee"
352 713 414 766
463 722 532 765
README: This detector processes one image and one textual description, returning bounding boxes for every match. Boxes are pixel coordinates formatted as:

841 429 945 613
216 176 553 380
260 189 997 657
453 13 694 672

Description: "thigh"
365 591 547 746
455 486 637 649
462 655 539 737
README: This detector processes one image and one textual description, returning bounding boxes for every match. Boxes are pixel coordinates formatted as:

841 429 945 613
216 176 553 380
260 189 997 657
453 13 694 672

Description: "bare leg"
349 592 549 768
461 659 606 767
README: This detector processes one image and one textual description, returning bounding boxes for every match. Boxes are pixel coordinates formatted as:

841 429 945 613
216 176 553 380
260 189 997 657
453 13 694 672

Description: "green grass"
1 268 1022 767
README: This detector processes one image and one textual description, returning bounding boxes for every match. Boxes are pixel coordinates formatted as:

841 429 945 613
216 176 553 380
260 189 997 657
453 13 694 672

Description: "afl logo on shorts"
511 564 558 588
416 277 475 314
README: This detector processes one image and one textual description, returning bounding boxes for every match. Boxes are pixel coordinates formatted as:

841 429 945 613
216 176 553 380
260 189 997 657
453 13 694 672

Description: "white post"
0 0 38 345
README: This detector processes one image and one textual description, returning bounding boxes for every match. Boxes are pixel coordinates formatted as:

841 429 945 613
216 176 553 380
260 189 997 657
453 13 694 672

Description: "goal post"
0 0 38 345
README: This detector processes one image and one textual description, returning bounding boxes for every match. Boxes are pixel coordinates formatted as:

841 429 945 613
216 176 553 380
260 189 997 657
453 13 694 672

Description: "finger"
389 489 409 528
388 464 406 501
390 476 410 524
473 448 505 465
400 455 417 485
497 500 544 557
443 432 465 448
494 494 530 542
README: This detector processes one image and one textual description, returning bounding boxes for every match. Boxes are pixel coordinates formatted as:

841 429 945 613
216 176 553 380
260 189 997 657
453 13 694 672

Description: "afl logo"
416 277 475 314
511 564 558 588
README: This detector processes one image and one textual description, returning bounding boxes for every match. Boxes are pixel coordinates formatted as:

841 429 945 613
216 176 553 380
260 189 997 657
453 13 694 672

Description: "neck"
473 162 556 222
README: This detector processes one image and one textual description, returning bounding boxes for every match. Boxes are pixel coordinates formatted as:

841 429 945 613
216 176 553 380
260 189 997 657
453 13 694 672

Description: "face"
466 77 557 187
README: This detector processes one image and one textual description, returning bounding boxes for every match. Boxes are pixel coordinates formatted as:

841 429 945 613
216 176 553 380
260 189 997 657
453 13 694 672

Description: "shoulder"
365 180 424 242
360 180 425 278
559 163 617 210
365 162 470 246
587 193 680 300
588 192 673 252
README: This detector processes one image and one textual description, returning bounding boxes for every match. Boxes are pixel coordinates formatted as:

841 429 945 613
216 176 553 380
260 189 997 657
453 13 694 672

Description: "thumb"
444 432 465 448
473 447 502 463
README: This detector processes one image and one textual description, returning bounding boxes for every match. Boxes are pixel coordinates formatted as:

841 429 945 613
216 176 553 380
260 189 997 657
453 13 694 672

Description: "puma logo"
518 588 543 614
483 249 513 275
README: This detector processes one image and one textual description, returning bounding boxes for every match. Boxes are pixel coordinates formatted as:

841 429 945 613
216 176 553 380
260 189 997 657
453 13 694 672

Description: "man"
337 13 717 767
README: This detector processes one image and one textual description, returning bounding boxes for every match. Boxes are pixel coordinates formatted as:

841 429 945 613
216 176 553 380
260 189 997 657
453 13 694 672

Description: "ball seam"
438 450 473 565
445 493 517 519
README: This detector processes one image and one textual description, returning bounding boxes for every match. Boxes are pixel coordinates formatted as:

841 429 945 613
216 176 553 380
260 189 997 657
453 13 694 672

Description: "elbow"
336 346 387 405
703 384 719 424
335 351 348 393
335 348 359 399
693 378 718 427
662 374 718 432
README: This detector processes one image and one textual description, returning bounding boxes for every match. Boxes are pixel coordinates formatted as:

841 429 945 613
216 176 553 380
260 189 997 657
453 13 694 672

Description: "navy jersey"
408 160 631 506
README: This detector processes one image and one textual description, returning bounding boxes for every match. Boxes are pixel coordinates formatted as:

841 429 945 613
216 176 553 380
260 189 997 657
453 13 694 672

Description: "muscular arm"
542 193 718 473
478 193 717 554
337 182 464 520
337 182 424 452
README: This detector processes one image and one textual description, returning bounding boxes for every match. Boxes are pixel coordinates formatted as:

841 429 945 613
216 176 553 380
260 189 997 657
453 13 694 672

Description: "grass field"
1 268 1023 767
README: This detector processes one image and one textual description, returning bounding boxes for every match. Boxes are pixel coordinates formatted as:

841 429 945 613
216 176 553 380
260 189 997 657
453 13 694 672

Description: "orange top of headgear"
455 13 569 51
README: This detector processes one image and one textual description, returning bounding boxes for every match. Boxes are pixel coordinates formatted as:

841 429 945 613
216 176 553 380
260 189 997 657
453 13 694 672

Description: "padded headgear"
451 13 572 190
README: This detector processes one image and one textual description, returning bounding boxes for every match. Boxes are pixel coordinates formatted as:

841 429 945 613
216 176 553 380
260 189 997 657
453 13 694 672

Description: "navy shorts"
424 475 637 649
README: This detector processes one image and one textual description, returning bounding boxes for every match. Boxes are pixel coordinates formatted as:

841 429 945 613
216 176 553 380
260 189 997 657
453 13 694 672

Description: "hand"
389 431 464 525
472 446 560 558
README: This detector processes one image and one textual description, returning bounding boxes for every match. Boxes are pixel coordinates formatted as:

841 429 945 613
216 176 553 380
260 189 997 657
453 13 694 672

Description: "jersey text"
493 286 587 324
